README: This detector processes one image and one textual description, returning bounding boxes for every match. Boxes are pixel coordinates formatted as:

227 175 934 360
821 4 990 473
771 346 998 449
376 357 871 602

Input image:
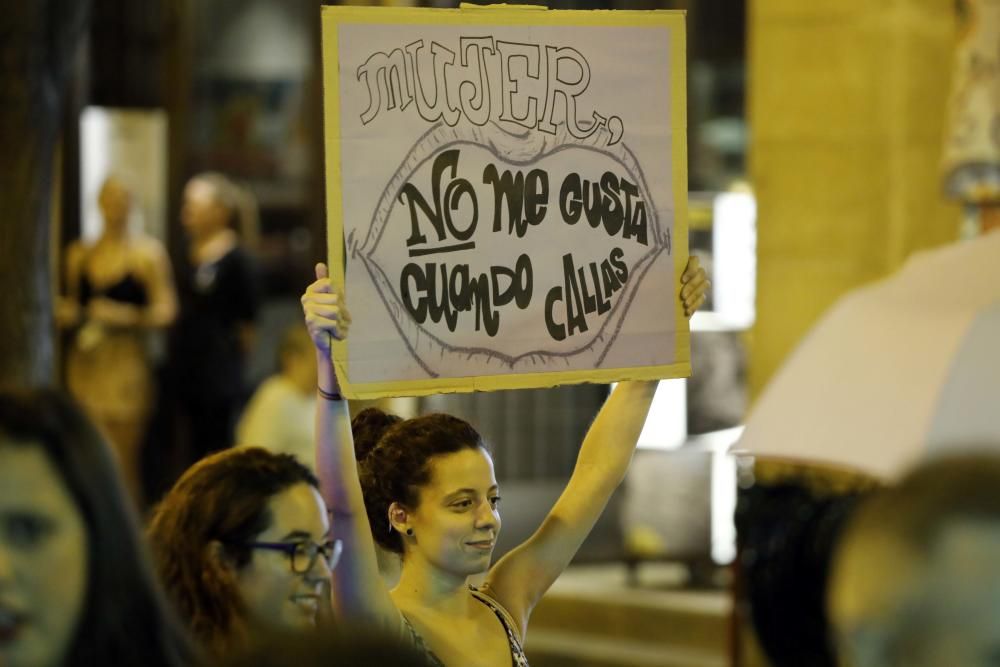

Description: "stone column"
748 0 962 398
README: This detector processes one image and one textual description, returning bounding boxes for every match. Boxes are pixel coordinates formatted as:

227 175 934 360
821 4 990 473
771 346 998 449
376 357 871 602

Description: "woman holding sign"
301 258 707 666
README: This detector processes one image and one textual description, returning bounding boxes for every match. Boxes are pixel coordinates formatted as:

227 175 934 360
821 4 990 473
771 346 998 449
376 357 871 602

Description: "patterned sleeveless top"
402 587 530 667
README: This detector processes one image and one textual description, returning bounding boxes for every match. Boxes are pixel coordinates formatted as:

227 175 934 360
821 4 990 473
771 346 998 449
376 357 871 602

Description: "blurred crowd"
3 180 998 665
5 368 1000 666
54 172 318 510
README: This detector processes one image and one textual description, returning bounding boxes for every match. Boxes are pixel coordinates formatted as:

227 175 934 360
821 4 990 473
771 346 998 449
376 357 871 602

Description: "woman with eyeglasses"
148 447 341 657
0 387 196 667
300 257 708 666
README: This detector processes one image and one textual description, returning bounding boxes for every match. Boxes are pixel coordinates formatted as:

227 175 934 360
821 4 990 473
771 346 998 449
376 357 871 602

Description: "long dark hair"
736 464 876 667
0 387 196 666
147 447 319 655
352 408 488 554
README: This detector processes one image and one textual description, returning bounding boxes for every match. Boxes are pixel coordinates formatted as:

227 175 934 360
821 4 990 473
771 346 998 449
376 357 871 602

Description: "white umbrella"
737 231 1000 480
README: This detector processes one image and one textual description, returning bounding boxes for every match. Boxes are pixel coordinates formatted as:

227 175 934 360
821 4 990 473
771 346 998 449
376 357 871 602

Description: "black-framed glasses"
243 538 343 573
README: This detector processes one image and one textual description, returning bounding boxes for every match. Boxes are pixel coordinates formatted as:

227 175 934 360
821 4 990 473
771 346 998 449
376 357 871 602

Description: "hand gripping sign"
322 4 689 398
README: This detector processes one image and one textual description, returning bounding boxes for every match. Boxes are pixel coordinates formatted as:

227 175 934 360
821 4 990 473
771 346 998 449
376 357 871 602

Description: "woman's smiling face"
0 441 89 667
405 447 502 576
234 483 332 631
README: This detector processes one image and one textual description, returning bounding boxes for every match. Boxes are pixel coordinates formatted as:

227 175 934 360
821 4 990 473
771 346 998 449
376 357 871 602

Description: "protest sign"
322 4 688 398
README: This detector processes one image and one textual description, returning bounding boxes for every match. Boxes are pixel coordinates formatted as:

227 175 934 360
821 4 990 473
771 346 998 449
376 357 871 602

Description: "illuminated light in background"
80 107 168 242
613 380 688 451
711 191 757 329
80 107 114 242
708 426 742 565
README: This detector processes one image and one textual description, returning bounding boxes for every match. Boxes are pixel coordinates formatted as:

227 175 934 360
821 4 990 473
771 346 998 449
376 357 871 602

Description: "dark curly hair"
0 387 197 667
351 408 488 554
147 447 318 656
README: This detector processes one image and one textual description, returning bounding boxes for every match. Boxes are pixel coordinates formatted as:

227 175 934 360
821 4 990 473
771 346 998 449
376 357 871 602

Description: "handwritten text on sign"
358 37 626 146
329 13 686 391
397 147 648 341
358 116 669 371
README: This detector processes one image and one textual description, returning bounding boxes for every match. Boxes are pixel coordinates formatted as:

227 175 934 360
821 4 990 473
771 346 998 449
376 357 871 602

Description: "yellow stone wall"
748 0 963 401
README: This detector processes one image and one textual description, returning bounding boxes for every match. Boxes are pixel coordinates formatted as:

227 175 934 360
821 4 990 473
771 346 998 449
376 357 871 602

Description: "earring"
406 528 414 536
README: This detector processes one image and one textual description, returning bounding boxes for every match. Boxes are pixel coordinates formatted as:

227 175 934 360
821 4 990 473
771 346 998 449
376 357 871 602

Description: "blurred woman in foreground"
0 387 195 667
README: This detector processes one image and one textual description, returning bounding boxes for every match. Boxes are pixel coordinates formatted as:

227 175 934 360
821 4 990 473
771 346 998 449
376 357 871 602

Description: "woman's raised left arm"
484 256 708 637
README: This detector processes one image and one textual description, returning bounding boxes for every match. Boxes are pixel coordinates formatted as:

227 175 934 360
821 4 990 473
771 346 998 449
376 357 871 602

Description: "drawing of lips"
357 121 671 378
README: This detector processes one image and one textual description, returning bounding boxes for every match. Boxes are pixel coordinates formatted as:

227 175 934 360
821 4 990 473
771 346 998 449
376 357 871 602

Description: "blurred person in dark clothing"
736 466 874 667
169 172 260 465
829 453 1000 667
0 387 196 667
148 447 337 658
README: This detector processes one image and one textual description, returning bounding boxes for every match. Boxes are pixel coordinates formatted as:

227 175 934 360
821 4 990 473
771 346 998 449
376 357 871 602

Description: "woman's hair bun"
351 407 402 461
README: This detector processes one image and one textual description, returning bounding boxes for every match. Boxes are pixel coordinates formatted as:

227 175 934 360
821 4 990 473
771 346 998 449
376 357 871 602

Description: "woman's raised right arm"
303 263 399 631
